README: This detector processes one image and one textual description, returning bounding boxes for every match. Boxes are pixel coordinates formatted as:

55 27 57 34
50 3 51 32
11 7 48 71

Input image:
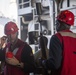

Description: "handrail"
18 0 31 8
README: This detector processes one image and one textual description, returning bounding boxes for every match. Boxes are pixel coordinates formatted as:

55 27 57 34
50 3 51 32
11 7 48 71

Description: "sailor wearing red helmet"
0 21 35 75
40 10 76 75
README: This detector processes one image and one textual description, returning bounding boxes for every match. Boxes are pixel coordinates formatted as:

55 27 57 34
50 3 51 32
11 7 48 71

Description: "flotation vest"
55 30 76 75
4 40 29 75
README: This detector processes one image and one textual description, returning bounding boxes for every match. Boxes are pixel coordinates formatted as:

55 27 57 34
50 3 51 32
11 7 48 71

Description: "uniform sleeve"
21 43 36 73
45 35 62 70
0 49 5 61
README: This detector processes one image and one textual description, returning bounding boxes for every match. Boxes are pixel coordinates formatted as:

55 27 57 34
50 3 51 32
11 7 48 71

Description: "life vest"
55 30 76 75
4 40 29 75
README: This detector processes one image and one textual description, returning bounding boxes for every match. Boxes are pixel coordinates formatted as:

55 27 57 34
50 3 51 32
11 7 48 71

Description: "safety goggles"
55 20 60 27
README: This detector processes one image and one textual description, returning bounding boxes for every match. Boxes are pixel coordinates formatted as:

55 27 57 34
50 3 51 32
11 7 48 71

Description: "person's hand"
6 56 19 66
0 38 2 49
39 58 44 66
39 58 46 69
0 36 7 49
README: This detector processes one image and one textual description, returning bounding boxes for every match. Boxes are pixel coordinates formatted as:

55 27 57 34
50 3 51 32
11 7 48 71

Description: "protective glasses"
55 20 60 27
55 20 61 31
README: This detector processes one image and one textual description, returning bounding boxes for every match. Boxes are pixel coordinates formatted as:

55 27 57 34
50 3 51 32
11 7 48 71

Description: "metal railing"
18 0 31 9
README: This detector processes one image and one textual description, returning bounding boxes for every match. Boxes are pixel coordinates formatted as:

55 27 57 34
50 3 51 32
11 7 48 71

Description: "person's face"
7 32 18 43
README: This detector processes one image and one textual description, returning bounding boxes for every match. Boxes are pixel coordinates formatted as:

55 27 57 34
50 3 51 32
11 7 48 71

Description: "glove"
39 58 50 75
6 51 14 58
39 58 46 69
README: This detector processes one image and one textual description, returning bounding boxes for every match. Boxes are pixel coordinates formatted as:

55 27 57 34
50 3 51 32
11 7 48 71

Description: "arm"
21 43 36 72
0 49 5 61
0 36 6 61
43 35 62 70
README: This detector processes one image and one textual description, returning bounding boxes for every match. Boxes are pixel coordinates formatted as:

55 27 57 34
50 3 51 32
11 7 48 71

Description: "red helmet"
57 10 74 25
4 21 19 35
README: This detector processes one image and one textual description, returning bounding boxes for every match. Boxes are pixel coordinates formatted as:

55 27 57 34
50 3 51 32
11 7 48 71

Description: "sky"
0 0 17 21
0 0 17 37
